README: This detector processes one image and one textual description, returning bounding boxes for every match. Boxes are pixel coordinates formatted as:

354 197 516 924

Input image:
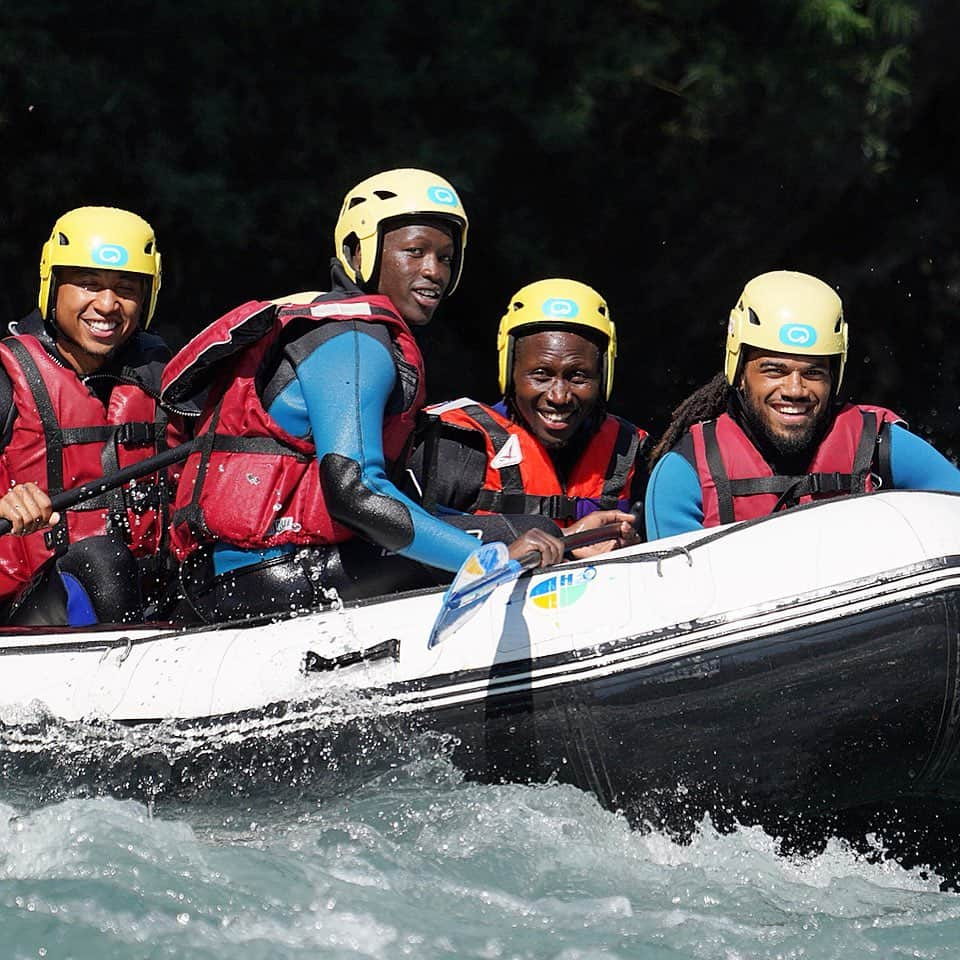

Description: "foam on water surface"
1 755 957 959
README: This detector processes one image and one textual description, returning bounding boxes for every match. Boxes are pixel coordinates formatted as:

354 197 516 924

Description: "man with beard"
644 269 960 539
407 278 644 556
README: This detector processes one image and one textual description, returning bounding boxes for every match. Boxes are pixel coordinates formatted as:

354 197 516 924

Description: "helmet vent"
598 305 607 316
834 316 842 332
373 190 397 200
747 308 761 325
347 197 366 209
144 241 154 254
511 300 524 312
56 232 70 246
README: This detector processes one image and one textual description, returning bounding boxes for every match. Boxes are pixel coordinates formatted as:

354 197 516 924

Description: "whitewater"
1 739 959 960
4 490 960 958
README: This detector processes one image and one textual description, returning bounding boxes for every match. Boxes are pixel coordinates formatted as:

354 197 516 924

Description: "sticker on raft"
528 566 597 609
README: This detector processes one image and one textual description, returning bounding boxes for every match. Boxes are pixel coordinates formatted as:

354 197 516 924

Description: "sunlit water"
1 738 959 960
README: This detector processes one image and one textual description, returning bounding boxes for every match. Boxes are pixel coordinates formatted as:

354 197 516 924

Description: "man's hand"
507 526 565 568
0 482 59 536
567 509 639 559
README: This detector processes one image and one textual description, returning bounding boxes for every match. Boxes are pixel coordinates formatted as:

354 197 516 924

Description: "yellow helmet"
725 270 848 388
334 168 468 295
497 278 617 400
38 206 162 327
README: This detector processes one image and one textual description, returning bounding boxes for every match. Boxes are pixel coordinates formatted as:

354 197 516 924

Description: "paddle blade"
428 541 518 649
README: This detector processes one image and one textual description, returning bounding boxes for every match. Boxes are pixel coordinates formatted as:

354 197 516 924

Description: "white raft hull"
0 490 954 722
2 490 960 836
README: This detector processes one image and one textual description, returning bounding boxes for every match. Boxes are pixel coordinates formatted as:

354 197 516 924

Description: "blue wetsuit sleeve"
272 327 480 572
641 424 960 544
888 424 960 492
644 451 704 540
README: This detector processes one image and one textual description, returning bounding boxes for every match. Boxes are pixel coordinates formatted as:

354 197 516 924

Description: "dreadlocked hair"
648 372 731 467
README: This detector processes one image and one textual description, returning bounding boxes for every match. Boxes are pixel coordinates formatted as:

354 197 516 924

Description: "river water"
1 722 958 960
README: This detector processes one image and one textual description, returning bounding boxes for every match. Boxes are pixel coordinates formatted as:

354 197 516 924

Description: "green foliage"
1 0 956 452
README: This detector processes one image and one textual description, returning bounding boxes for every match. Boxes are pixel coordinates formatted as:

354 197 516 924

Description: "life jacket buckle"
545 494 578 522
116 422 155 447
809 472 845 495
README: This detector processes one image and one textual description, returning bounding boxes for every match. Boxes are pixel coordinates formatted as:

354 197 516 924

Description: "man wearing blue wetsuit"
645 270 960 540
161 168 565 622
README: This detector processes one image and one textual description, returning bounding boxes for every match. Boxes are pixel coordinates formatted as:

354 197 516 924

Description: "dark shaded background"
2 0 958 456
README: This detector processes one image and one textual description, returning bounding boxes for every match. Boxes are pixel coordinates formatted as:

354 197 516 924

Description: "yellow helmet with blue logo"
334 168 469 295
725 270 848 388
38 206 162 327
497 278 617 400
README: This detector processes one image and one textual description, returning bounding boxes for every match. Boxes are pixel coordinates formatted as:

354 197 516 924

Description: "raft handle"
302 637 400 673
656 546 694 578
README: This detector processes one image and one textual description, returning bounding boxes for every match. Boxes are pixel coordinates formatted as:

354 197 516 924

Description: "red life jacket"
424 399 647 528
688 403 904 527
0 334 172 599
162 293 425 560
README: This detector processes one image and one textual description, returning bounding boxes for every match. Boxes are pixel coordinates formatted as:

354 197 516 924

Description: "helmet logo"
779 323 817 348
92 243 129 268
542 298 579 318
427 186 459 206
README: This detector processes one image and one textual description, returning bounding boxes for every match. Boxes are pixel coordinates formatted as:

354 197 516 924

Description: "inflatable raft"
2 489 960 842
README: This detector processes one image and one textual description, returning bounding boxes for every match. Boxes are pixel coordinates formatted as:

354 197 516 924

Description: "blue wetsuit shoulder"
214 325 479 575
644 450 704 540
888 423 960 491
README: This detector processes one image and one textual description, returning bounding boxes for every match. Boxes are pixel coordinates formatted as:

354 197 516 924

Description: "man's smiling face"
738 347 834 457
53 266 144 374
511 329 603 449
373 222 454 326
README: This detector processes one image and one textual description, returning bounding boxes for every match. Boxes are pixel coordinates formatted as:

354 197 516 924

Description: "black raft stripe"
100 559 960 729
376 555 960 701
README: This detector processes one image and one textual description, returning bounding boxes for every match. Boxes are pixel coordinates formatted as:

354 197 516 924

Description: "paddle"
427 514 637 649
0 439 200 537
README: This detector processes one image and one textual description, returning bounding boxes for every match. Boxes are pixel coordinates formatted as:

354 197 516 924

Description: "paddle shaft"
516 515 637 571
0 439 199 537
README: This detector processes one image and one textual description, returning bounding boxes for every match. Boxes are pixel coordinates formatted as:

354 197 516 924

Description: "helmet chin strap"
828 357 842 405
363 261 381 295
346 237 379 293
45 278 61 339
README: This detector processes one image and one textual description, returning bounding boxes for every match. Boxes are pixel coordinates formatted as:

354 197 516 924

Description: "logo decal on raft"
529 566 597 609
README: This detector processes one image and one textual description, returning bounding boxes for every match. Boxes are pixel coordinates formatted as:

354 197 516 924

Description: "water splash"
1 768 958 959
